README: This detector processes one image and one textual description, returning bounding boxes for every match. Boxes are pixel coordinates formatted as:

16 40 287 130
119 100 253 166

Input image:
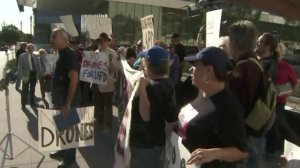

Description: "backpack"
245 57 277 137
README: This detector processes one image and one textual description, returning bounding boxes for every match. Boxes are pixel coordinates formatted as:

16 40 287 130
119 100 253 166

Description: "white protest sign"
165 132 199 168
284 140 300 168
38 106 95 151
60 15 79 37
141 15 154 50
206 9 222 47
80 51 109 85
81 15 112 39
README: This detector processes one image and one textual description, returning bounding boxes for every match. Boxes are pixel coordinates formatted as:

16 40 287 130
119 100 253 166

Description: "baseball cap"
185 46 228 70
145 46 169 66
171 33 180 38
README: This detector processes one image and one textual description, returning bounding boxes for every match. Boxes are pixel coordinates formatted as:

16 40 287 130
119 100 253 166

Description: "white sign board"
206 9 222 47
80 51 109 85
141 15 154 50
81 15 112 39
38 106 95 151
284 140 300 168
60 15 79 37
165 132 199 168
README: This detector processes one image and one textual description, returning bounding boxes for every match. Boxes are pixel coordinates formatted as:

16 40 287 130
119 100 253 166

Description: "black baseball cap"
185 46 228 70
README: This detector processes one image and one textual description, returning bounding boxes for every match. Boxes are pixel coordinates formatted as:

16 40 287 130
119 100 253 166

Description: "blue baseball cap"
145 46 169 66
185 46 228 70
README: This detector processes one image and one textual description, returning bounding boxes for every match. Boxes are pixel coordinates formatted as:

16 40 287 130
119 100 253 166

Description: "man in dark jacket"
16 42 27 90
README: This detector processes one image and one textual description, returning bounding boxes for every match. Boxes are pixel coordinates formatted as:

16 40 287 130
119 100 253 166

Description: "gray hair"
218 36 229 48
53 28 69 42
229 20 258 51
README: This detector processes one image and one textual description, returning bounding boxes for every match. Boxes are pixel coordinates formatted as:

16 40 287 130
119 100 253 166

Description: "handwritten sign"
141 15 154 50
80 51 109 85
206 9 222 47
38 106 95 151
81 15 112 39
165 132 199 168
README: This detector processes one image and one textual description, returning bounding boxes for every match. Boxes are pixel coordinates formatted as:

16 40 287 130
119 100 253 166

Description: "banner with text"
141 15 154 50
80 51 109 85
38 106 95 151
206 9 222 47
165 132 199 168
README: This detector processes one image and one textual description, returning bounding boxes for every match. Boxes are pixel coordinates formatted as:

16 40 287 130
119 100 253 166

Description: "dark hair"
125 47 136 59
229 20 258 51
202 61 227 81
261 32 279 62
144 59 170 76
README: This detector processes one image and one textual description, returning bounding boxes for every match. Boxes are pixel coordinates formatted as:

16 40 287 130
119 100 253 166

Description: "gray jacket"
18 52 43 81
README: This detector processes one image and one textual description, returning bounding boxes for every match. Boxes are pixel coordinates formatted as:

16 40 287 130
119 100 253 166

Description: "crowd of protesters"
15 19 298 168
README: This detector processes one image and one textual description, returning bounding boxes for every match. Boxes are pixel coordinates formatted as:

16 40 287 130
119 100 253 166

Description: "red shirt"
275 59 298 103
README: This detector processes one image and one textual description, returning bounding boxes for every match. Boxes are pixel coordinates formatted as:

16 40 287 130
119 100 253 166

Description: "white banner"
81 15 112 39
60 15 79 37
141 15 154 50
80 51 109 85
38 106 95 151
165 132 199 168
206 9 222 47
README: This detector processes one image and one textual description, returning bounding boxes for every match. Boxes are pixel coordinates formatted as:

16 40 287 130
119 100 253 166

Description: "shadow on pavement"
22 107 38 141
78 117 119 168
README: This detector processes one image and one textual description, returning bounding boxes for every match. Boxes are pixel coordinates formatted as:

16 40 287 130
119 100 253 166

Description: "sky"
0 0 33 34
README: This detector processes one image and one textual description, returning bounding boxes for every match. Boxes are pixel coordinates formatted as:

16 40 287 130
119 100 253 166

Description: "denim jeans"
246 136 265 168
130 147 163 168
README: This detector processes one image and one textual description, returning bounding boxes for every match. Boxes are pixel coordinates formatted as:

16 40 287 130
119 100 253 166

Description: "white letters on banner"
206 9 222 47
80 51 109 85
165 132 199 168
141 15 154 50
59 15 79 37
81 15 112 39
38 106 95 151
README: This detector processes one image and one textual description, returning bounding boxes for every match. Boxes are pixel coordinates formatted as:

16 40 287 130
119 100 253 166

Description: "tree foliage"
0 24 33 46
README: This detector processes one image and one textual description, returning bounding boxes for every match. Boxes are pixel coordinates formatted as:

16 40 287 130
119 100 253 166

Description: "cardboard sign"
206 9 222 47
165 132 199 168
81 15 112 39
141 15 154 50
60 15 79 37
38 106 95 151
80 51 109 85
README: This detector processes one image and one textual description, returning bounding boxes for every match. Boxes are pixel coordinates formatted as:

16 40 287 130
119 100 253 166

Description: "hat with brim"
96 32 111 42
185 46 228 70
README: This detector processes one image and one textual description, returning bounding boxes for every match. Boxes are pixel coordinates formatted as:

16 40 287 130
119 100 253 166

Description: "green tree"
20 33 33 43
0 24 22 45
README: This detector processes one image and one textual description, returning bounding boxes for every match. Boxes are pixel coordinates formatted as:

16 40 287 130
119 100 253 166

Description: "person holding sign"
130 46 177 168
178 47 248 168
94 32 120 132
49 28 81 168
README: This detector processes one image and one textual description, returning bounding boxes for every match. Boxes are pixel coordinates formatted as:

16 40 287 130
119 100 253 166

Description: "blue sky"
0 0 32 33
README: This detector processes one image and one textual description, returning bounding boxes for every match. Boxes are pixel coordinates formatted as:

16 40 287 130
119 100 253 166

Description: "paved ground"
0 51 119 168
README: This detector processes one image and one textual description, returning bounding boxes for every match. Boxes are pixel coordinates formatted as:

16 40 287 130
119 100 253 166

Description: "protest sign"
81 15 112 39
141 15 154 50
38 106 94 151
60 15 79 37
206 9 222 47
79 51 109 85
165 132 199 168
284 140 300 168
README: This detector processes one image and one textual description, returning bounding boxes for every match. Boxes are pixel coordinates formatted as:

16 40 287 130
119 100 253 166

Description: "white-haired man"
49 28 81 168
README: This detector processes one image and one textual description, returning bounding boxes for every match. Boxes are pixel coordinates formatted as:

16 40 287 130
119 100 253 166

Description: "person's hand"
187 148 219 166
61 104 71 118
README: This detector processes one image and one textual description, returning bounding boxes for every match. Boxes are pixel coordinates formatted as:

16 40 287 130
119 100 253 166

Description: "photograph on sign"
80 51 109 85
38 106 95 151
